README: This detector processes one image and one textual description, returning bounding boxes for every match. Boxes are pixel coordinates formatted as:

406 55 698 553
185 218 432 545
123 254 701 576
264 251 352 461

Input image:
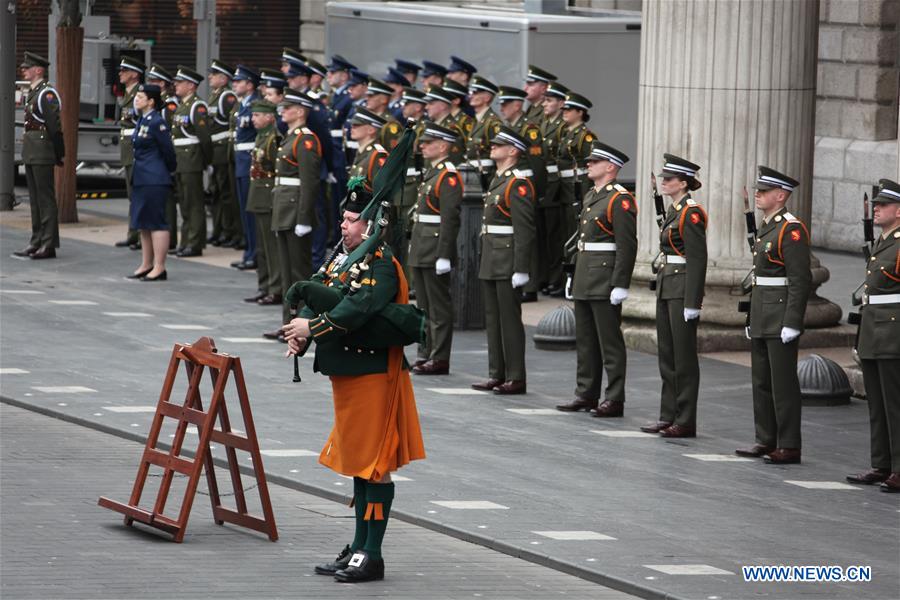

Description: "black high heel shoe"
141 270 167 282
127 268 153 279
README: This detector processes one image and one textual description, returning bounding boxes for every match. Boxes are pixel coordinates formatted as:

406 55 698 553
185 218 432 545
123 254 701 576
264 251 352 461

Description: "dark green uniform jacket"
246 125 280 213
478 165 536 280
208 86 238 165
748 207 811 337
172 93 213 172
572 182 638 300
22 80 63 165
464 108 502 174
349 141 388 183
655 195 709 309
408 160 463 267
118 83 139 167
273 126 322 231
857 227 900 359
556 122 594 184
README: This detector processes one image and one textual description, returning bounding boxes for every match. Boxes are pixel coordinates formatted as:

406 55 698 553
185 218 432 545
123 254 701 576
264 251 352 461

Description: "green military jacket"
572 182 638 300
748 206 811 338
118 83 140 167
350 141 388 182
162 94 178 128
22 79 63 165
408 159 463 267
464 107 502 180
398 118 426 208
509 113 547 201
857 226 900 359
301 245 401 376
272 125 322 231
246 125 280 214
525 102 544 124
655 194 709 309
171 93 212 173
207 86 237 165
450 110 475 142
556 122 594 183
541 113 565 203
478 163 536 280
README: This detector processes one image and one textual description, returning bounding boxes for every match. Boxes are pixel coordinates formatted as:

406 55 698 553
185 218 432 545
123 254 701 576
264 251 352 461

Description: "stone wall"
813 0 899 251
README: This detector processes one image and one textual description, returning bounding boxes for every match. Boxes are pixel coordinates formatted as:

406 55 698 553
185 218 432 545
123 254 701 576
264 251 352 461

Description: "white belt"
345 141 359 149
173 138 199 146
482 224 514 235
406 168 421 177
865 293 900 305
560 168 587 178
275 177 301 186
468 159 494 167
414 214 441 224
120 128 135 136
330 129 344 138
546 164 559 174
664 255 687 264
579 241 617 252
235 142 255 151
754 276 788 286
211 131 231 142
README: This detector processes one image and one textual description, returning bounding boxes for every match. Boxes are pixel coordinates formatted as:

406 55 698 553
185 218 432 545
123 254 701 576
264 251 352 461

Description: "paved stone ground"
0 403 635 600
2 199 898 600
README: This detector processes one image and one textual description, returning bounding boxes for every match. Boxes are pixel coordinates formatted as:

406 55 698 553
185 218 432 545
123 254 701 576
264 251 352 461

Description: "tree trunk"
54 24 83 223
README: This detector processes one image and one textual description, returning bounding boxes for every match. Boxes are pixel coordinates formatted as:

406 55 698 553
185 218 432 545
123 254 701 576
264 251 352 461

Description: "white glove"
294 224 312 238
435 257 451 275
610 287 629 305
683 308 701 321
565 276 574 300
781 326 801 344
326 172 338 184
511 272 530 288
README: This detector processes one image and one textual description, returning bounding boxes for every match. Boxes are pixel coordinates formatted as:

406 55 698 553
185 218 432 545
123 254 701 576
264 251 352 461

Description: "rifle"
648 172 666 290
737 186 757 337
849 191 876 329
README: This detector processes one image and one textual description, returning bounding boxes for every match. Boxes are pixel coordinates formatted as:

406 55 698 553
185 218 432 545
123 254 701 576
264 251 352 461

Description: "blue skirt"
130 184 170 231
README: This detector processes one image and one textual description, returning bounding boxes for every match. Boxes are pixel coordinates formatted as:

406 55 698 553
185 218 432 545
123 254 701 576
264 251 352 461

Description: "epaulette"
513 168 534 179
614 183 628 193
783 211 799 222
373 143 387 153
443 162 457 173
301 127 313 135
686 199 697 206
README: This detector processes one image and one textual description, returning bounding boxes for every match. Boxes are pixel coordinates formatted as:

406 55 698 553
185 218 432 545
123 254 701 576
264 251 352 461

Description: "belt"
235 142 255 151
275 176 301 186
211 131 231 142
664 255 687 264
414 214 441 224
468 159 494 167
865 293 900 305
545 164 559 174
345 141 359 149
578 241 617 252
330 129 344 138
173 138 199 146
753 276 788 286
120 128 135 136
406 168 421 177
482 224 514 235
560 168 587 178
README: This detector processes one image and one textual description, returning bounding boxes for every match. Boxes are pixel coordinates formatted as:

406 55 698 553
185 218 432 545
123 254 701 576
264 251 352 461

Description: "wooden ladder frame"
99 337 278 542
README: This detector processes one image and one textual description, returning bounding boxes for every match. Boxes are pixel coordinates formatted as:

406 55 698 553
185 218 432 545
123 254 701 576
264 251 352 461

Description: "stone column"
625 0 840 331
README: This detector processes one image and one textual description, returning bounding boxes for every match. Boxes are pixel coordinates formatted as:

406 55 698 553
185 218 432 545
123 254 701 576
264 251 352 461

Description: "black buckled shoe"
334 550 385 583
314 544 352 576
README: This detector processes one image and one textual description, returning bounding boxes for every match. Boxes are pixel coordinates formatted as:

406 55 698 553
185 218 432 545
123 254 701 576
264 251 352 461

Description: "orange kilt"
318 258 426 480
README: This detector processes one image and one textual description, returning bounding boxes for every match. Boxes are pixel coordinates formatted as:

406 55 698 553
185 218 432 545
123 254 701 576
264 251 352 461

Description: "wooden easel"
99 337 278 542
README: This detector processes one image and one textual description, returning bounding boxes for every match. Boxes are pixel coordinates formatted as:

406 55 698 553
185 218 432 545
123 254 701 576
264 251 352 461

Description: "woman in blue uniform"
128 84 177 281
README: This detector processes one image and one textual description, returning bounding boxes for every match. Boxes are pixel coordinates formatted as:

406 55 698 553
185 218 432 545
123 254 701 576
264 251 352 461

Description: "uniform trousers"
750 336 802 449
235 175 256 263
176 171 206 251
481 279 526 382
574 299 626 403
656 297 700 427
412 267 453 362
25 164 59 248
253 212 281 297
860 358 900 470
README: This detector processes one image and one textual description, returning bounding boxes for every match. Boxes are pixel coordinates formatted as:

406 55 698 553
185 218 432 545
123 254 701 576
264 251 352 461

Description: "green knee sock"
350 477 368 552
362 481 395 560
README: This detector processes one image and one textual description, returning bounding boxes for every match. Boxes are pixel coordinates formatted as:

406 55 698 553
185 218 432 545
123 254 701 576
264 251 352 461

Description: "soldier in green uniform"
498 86 546 303
393 87 428 269
524 65 556 123
539 81 570 297
364 78 403 151
846 179 900 492
471 126 536 395
246 100 283 322
638 155 708 431
14 52 63 260
464 76 502 187
444 80 475 140
736 167 811 464
145 64 179 250
556 142 636 415
272 89 322 327
424 87 465 164
408 123 463 376
557 93 595 241
114 56 146 250
348 109 390 186
171 66 212 257
206 60 240 247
